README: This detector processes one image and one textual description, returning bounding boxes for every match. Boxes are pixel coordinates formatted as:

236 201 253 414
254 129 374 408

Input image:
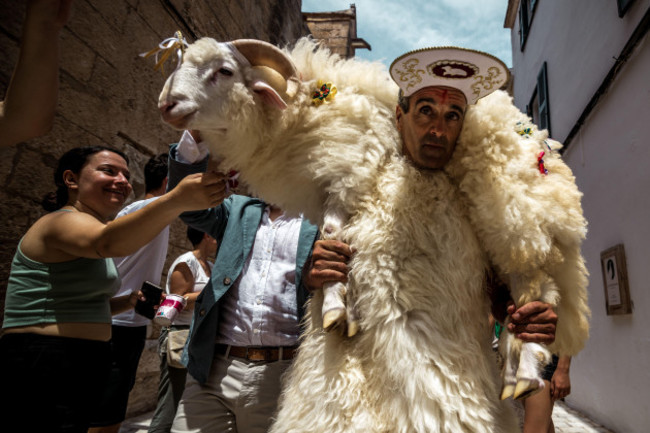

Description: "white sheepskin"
272 156 520 432
446 90 591 359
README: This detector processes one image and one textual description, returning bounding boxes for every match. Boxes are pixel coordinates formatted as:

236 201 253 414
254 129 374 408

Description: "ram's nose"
158 98 175 113
158 98 196 129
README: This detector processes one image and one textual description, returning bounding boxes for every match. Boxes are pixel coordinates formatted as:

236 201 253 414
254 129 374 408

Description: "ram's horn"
250 66 287 94
231 39 300 98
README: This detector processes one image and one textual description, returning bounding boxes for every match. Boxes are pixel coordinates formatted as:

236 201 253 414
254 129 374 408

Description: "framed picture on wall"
600 244 632 315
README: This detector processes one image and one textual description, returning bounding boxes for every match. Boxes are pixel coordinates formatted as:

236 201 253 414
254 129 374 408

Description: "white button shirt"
216 208 303 347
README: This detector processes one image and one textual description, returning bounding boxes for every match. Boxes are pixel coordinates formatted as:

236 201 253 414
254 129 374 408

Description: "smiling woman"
0 145 228 432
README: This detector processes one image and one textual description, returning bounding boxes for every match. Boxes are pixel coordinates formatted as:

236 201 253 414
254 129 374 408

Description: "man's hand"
303 240 353 291
507 301 557 344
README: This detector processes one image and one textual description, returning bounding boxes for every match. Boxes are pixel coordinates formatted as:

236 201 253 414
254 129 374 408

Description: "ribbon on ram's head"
141 30 189 75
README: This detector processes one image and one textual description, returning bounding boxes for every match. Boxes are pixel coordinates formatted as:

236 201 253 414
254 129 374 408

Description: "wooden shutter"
537 62 551 135
617 0 635 18
519 2 529 49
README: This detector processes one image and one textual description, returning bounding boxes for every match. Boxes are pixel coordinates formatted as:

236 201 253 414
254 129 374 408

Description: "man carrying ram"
152 35 586 433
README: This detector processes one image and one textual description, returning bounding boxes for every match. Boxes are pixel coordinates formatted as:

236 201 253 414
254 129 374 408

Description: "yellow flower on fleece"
311 80 337 106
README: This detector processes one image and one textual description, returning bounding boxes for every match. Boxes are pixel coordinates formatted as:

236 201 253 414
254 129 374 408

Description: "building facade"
505 1 650 431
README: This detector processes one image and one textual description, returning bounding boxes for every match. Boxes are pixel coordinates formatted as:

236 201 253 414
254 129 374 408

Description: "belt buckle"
247 347 266 362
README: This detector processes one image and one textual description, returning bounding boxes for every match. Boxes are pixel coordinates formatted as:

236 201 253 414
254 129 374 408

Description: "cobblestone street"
119 401 616 433
553 402 615 433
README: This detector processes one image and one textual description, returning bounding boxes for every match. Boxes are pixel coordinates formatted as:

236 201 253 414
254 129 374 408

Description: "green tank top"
2 240 120 328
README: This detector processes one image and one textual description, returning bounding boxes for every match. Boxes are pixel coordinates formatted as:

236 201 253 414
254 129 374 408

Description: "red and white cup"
154 294 187 326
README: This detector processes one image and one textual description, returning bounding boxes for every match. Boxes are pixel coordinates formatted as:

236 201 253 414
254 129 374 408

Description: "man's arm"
487 270 557 344
306 241 557 343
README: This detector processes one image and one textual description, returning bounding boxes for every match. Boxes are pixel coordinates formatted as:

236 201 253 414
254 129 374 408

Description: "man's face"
396 86 467 170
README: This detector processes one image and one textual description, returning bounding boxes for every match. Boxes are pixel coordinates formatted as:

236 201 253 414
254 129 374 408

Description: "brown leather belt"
215 343 298 361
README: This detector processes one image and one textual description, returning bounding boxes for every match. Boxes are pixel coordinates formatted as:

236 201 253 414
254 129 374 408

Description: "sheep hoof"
500 384 515 400
347 319 359 337
323 308 346 331
513 379 544 400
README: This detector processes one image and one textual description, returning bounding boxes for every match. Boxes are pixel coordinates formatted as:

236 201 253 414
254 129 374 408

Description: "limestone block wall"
0 0 306 417
304 5 370 58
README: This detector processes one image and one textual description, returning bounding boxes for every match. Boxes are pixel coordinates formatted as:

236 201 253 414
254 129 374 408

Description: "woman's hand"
168 172 228 212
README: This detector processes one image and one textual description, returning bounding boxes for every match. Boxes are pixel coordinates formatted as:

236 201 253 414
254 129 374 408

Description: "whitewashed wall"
509 1 650 432
563 36 650 433
510 0 650 141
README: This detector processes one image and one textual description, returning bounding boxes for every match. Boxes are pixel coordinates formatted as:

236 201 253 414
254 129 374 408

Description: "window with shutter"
537 62 551 135
527 62 551 136
617 0 636 17
519 2 529 49
519 0 539 50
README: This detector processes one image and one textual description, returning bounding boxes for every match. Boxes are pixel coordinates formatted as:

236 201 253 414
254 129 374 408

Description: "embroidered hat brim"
389 47 510 105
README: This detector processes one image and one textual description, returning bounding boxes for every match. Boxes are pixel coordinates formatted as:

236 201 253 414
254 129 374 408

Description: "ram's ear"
248 65 289 110
251 80 288 110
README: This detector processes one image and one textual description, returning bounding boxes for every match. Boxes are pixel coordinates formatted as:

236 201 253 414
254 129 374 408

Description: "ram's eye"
219 68 233 76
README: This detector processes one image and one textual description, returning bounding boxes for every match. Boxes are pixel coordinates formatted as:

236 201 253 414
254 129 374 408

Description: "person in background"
0 145 225 432
165 130 320 433
148 227 217 433
88 153 170 433
487 269 569 433
522 355 572 433
0 0 73 147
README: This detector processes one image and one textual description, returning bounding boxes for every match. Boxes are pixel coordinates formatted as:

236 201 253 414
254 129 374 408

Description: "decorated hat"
389 47 510 105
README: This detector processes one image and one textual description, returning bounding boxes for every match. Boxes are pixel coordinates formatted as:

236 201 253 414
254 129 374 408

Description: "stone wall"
303 4 370 58
0 0 306 417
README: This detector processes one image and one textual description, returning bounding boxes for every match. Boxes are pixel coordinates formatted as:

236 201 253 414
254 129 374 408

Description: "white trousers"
171 353 293 433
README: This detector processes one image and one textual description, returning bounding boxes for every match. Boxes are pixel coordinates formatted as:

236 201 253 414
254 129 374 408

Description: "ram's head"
158 38 299 132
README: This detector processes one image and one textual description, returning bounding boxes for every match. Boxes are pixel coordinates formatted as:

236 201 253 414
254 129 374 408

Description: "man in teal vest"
165 131 340 433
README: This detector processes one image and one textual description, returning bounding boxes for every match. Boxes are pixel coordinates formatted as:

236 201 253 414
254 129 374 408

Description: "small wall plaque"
600 244 632 315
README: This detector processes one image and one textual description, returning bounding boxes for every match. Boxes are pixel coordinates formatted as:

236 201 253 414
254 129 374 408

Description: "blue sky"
301 0 512 68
